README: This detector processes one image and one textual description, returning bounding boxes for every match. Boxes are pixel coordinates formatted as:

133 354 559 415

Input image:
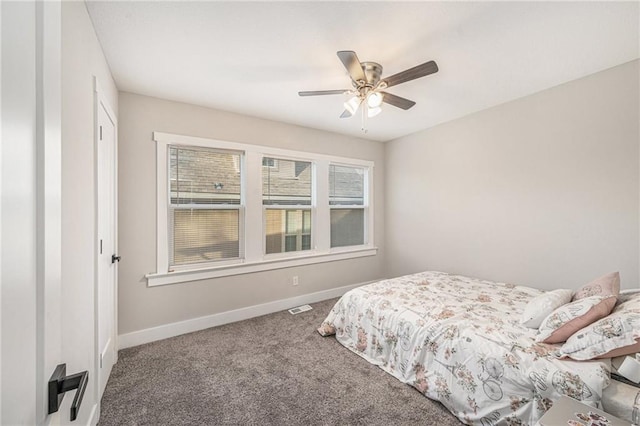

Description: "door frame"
1 0 62 423
37 1 63 423
93 76 118 413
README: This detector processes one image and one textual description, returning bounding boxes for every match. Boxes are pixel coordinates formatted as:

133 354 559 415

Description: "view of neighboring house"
169 146 366 265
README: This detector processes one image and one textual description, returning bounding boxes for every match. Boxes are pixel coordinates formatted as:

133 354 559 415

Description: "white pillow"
520 289 573 329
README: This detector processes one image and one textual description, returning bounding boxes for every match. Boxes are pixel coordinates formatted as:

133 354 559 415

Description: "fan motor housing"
359 62 383 87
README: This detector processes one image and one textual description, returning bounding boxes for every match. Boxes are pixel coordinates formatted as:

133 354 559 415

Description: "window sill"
146 246 378 287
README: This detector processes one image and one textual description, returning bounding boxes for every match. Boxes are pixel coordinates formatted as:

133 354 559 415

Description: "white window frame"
148 132 377 287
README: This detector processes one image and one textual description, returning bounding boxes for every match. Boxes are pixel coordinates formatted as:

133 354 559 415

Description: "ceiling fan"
299 51 438 119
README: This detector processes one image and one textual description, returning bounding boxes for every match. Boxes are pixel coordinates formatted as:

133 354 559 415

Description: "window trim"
149 131 376 287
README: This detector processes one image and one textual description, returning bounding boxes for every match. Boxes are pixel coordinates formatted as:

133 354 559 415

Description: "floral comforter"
318 271 611 426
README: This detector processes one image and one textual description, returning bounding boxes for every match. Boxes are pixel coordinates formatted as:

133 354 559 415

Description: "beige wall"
117 92 385 335
61 2 118 423
385 60 639 291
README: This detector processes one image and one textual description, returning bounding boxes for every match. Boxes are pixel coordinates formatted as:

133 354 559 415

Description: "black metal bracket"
111 254 121 264
48 363 88 421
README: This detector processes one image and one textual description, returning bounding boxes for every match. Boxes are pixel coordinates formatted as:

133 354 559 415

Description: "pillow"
535 295 617 344
520 289 573 328
618 289 640 305
559 292 640 360
573 272 620 301
598 341 640 358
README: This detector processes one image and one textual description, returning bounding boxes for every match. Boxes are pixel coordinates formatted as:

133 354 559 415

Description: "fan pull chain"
361 103 368 133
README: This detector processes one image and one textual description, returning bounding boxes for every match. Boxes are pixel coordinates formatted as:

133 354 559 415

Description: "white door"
96 88 118 398
1 1 63 424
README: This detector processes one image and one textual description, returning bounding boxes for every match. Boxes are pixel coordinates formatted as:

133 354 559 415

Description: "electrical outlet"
292 276 299 286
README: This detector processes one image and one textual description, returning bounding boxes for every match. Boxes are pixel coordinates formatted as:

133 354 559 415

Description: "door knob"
111 254 121 264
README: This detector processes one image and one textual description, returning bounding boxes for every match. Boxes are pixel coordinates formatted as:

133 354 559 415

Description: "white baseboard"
86 403 98 426
118 281 372 350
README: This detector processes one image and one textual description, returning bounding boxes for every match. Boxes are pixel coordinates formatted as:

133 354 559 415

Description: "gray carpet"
99 298 463 425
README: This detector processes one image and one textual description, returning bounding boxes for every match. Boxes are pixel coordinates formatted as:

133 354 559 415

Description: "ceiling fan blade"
380 92 416 110
337 51 366 83
298 90 349 96
340 110 352 118
383 60 438 88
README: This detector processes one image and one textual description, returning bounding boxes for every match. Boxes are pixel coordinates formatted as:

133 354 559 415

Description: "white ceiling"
86 1 639 142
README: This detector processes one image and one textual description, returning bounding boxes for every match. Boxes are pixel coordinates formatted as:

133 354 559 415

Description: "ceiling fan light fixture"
367 92 383 108
299 51 438 129
367 106 382 118
344 96 362 115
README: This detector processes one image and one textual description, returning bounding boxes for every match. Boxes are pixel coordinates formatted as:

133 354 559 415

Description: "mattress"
318 271 612 425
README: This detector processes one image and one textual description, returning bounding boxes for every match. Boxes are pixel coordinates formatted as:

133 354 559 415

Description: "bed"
318 271 634 425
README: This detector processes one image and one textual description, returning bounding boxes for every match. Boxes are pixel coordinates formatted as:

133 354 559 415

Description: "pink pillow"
573 272 620 301
558 292 640 360
536 295 617 344
596 340 640 359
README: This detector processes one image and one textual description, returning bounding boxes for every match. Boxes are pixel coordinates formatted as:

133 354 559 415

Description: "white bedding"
318 271 612 425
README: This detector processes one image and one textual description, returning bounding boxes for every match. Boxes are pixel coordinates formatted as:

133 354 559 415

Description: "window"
150 132 376 286
168 146 242 267
329 164 366 248
263 157 312 255
265 209 312 253
262 157 278 168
